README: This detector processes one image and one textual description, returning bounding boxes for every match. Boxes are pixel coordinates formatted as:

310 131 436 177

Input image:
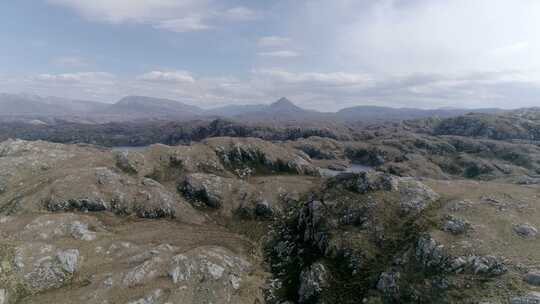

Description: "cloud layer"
4 0 540 110
5 68 539 111
47 0 260 32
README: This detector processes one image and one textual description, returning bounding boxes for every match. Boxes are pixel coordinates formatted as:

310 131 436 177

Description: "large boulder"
441 215 470 235
397 178 440 214
17 245 80 293
416 234 449 270
514 224 538 238
525 272 540 286
298 201 328 253
180 173 230 208
114 151 143 175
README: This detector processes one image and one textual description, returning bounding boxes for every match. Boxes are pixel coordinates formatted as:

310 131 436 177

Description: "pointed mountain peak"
269 97 305 112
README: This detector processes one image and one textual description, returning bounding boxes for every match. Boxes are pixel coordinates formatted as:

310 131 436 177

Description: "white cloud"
34 72 116 84
47 0 259 33
489 42 530 57
154 16 211 32
257 36 291 48
137 70 195 83
324 0 540 75
220 6 261 21
255 69 373 86
29 0 540 110
51 56 90 68
258 51 300 58
47 0 205 24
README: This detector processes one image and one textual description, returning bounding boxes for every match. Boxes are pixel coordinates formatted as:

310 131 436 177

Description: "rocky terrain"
1 114 540 303
0 137 319 304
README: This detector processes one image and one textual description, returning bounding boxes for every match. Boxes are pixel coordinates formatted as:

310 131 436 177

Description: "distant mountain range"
0 93 106 116
0 93 507 124
96 96 204 118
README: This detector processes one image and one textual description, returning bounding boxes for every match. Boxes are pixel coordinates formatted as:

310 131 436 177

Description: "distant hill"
433 109 540 141
99 96 204 119
0 93 106 116
208 98 311 117
336 105 504 122
40 95 108 113
236 98 322 121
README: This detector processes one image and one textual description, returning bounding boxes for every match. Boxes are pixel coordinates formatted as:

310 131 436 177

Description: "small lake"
318 163 373 177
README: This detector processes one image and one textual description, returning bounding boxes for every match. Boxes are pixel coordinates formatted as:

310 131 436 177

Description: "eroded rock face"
114 151 141 174
122 254 165 287
469 255 507 277
416 234 507 277
397 177 440 214
21 247 80 293
167 246 253 303
377 271 400 300
42 169 203 223
416 234 449 270
298 262 329 304
206 137 318 175
298 201 328 253
181 173 229 208
326 172 439 214
327 171 397 194
56 249 79 274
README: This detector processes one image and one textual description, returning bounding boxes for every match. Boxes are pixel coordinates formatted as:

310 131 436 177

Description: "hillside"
337 105 504 122
98 96 205 119
433 109 540 141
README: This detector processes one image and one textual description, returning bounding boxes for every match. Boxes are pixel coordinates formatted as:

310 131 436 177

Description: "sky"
1 0 540 111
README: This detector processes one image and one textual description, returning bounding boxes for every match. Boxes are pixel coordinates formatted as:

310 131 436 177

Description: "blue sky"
1 0 540 110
